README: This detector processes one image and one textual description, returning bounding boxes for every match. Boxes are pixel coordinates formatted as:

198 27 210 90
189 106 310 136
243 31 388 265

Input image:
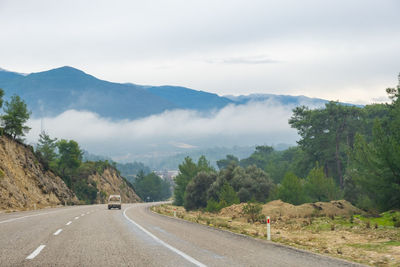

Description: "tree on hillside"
56 139 83 182
2 94 31 140
36 131 58 169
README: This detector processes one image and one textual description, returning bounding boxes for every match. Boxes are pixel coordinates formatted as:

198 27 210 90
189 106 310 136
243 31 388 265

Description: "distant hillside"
0 66 235 119
0 66 339 121
148 86 233 111
0 66 180 119
225 94 328 107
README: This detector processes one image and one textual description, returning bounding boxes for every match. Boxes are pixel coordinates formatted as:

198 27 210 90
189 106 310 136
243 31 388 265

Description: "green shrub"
242 202 262 223
205 199 223 213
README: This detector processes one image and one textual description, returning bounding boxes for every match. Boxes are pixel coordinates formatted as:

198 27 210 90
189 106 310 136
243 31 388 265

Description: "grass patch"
355 211 400 227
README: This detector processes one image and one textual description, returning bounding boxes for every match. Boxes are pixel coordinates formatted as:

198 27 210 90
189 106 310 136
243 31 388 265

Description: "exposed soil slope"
0 135 77 211
89 168 141 203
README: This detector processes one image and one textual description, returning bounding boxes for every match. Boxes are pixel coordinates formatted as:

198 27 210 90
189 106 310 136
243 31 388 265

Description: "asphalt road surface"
0 203 364 266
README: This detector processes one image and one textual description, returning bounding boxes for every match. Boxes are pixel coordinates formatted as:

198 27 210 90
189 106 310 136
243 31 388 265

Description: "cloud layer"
26 101 300 161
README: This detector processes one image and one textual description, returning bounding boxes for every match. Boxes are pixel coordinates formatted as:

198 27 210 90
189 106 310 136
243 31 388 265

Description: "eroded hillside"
89 167 141 203
0 135 77 211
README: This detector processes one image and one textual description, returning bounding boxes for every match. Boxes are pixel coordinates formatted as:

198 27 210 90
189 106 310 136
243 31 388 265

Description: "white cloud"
26 101 300 160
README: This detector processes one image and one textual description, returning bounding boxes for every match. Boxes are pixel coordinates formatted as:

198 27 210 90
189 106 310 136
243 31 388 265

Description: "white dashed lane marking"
23 208 94 261
53 229 63 236
26 245 46 260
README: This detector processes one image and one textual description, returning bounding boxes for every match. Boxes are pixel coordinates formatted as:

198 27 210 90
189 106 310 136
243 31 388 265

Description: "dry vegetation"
152 200 400 266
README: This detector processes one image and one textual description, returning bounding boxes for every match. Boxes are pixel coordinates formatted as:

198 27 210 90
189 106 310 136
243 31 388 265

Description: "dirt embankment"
89 168 141 203
0 135 78 211
220 200 363 220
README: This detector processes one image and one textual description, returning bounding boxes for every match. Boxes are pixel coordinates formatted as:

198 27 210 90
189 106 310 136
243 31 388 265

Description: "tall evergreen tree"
173 157 198 206
36 131 58 168
289 102 362 188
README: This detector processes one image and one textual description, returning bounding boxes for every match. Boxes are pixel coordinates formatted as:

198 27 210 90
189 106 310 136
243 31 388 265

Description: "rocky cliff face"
0 135 77 211
89 168 141 203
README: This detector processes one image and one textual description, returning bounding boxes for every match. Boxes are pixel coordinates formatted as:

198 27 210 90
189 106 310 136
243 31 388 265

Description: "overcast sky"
1 0 399 104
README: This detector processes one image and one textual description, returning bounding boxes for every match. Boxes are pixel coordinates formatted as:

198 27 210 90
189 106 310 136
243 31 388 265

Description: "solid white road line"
74 217 79 220
26 245 46 260
53 229 63 236
66 221 72 226
0 206 86 225
123 207 206 267
0 212 52 224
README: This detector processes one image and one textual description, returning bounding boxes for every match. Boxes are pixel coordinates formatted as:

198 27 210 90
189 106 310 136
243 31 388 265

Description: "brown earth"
220 200 364 220
0 135 78 211
89 168 141 203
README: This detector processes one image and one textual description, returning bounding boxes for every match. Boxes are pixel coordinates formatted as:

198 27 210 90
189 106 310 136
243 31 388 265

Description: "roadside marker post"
174 208 177 217
266 216 271 241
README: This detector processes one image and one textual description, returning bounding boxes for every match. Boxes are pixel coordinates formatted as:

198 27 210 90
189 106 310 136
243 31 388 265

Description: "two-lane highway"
0 203 364 266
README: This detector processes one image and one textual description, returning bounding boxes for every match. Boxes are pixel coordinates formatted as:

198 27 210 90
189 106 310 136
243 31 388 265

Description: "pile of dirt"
219 200 363 220
219 203 247 217
262 200 363 220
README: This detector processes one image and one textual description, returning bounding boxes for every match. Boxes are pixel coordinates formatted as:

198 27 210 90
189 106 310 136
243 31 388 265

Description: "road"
0 203 364 266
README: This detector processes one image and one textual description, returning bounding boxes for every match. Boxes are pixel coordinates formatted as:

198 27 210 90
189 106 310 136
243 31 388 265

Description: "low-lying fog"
26 100 303 162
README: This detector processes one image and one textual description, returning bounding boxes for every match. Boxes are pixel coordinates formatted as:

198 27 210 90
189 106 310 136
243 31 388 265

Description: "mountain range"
0 66 330 119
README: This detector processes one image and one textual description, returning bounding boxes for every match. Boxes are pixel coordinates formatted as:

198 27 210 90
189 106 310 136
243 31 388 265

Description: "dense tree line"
175 75 400 213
